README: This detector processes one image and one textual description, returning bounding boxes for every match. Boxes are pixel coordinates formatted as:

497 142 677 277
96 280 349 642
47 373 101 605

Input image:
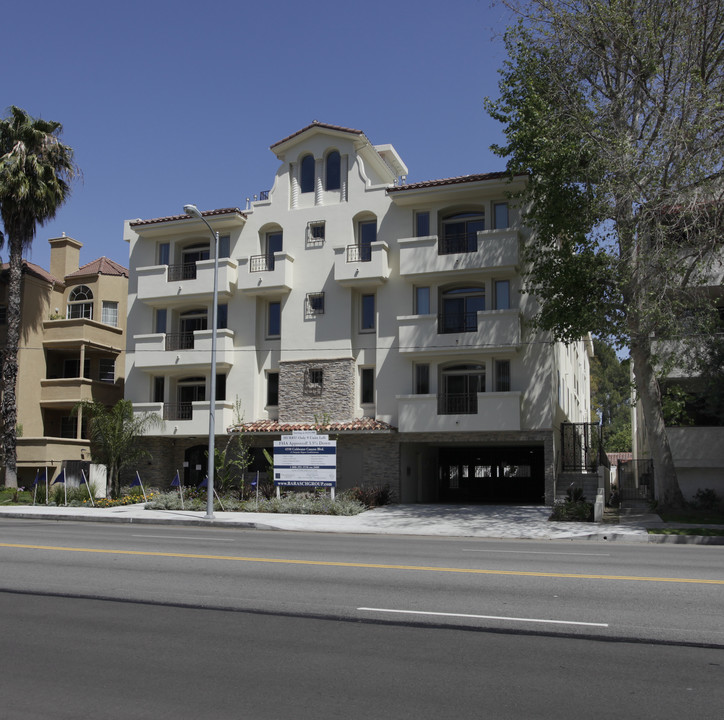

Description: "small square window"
307 221 326 248
158 242 170 265
218 235 230 259
306 292 325 316
99 358 115 383
308 369 323 385
304 368 323 396
0 305 6 325
495 280 510 310
153 376 165 403
415 364 430 394
101 301 118 327
495 360 511 392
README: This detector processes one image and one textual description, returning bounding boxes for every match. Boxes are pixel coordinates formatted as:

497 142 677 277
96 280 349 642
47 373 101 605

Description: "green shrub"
549 487 594 522
692 488 722 512
346 484 395 508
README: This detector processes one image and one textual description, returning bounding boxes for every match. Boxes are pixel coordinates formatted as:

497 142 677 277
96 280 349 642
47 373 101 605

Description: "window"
101 301 118 327
153 376 165 403
60 416 78 439
439 364 485 414
414 286 430 315
268 301 281 337
495 280 510 310
325 151 341 190
216 373 226 402
415 364 430 394
158 242 170 265
99 359 115 383
358 220 377 261
63 357 90 379
265 231 283 270
155 308 167 334
361 293 375 331
309 221 325 240
0 304 6 324
361 367 374 405
306 292 325 315
217 304 228 329
267 372 279 407
439 286 485 333
495 360 511 392
304 368 323 396
67 285 93 319
300 154 315 193
493 202 509 229
415 211 430 237
218 235 230 259
440 211 484 254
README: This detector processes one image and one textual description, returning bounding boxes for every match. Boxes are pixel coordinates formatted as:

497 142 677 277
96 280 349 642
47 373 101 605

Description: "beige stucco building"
124 122 592 504
0 235 128 486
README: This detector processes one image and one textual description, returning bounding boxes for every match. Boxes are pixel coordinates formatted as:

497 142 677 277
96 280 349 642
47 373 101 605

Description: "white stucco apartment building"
123 122 592 504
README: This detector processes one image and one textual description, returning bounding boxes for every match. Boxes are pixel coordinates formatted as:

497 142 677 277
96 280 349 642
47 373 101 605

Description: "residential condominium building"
0 235 128 487
123 122 592 504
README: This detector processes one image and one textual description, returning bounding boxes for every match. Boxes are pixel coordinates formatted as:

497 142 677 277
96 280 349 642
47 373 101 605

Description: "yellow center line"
1 542 722 585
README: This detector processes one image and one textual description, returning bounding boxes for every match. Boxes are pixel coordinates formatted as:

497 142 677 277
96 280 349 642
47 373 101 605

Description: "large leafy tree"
0 106 77 487
487 0 724 506
74 400 163 499
590 340 631 452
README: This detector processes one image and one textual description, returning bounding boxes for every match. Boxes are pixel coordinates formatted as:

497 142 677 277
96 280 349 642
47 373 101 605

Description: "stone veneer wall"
336 434 401 497
278 358 355 423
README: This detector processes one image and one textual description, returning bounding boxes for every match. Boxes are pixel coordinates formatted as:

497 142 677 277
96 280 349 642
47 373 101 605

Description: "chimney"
48 235 82 280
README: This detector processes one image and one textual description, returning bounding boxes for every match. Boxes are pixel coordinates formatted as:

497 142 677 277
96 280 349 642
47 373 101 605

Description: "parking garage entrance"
438 446 545 504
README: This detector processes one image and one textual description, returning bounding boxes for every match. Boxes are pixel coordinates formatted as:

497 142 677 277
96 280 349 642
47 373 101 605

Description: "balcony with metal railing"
398 310 521 356
399 229 520 278
237 252 294 295
333 241 390 286
137 258 238 304
132 329 235 371
133 400 237 436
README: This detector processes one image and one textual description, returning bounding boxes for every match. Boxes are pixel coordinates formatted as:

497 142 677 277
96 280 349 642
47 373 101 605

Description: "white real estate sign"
273 431 337 488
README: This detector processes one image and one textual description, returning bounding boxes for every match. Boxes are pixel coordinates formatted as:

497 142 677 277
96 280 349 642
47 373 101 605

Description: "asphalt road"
1 520 723 719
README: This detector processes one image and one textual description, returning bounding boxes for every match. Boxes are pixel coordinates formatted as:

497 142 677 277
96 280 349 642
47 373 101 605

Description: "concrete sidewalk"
2 502 710 543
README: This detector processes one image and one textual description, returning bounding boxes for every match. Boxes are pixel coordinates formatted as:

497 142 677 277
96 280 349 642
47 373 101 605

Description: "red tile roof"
129 207 245 227
388 171 517 192
270 121 365 150
229 419 397 434
66 256 128 278
1 260 60 286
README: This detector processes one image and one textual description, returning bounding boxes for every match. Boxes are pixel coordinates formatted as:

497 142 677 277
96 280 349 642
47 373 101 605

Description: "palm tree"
74 400 163 499
0 106 77 487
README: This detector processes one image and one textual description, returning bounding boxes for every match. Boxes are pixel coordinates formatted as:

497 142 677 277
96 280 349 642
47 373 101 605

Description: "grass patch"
648 528 724 537
656 509 724 525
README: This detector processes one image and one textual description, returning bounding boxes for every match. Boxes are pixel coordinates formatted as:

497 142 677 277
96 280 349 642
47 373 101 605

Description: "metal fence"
561 423 607 472
617 459 654 503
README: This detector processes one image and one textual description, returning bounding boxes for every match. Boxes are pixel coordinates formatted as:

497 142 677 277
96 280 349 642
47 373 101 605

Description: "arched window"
439 364 486 414
325 151 341 190
439 286 485 333
67 285 93 319
300 154 315 193
440 211 485 254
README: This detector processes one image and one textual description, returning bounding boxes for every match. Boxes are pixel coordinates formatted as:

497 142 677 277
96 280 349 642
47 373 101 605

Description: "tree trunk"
1 238 23 488
629 334 685 508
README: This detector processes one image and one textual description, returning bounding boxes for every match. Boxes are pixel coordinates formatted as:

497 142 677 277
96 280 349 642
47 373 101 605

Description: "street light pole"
183 204 218 520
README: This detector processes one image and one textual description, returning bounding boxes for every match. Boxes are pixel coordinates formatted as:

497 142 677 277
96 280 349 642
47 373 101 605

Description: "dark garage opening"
438 446 545 504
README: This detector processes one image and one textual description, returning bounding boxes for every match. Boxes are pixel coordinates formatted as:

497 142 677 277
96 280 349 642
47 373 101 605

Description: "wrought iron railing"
250 254 275 272
163 403 193 421
439 232 478 255
617 459 654 503
438 312 479 334
561 422 605 471
165 333 194 351
167 263 197 281
437 393 478 415
346 244 372 262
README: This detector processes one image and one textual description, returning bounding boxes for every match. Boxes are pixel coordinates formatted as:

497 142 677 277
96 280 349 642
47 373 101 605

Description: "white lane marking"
358 607 609 628
131 535 236 542
461 549 610 556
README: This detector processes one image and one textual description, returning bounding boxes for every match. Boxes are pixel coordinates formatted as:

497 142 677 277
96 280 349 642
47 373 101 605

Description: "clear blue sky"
2 0 513 271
